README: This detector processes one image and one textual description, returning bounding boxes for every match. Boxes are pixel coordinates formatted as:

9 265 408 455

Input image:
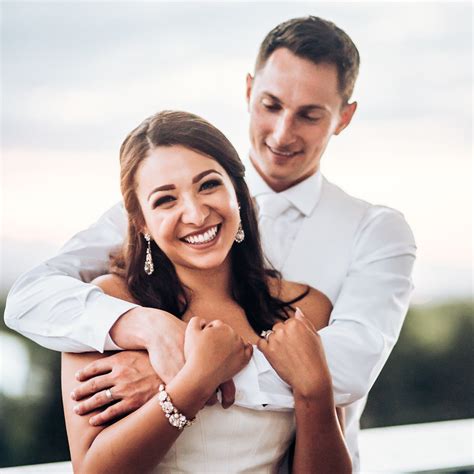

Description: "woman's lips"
180 224 222 247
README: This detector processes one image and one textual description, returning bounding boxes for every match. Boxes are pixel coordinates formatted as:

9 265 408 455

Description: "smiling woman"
136 147 241 274
110 110 295 330
60 110 346 474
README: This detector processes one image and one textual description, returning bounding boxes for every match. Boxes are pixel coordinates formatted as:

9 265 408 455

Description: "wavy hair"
113 110 306 332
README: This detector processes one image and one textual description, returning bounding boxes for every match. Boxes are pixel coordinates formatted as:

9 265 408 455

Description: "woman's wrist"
293 377 333 402
294 389 338 425
294 383 334 408
164 363 218 419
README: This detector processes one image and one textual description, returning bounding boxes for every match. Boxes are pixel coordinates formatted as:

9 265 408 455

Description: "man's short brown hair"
255 16 360 103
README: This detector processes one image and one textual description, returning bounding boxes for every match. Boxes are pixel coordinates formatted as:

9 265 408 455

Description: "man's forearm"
319 209 416 404
319 320 389 405
5 268 136 352
4 203 129 352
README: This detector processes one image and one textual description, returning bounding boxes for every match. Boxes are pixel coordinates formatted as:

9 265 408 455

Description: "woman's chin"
173 247 232 273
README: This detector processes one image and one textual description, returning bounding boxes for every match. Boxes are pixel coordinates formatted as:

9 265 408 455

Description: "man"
5 16 416 471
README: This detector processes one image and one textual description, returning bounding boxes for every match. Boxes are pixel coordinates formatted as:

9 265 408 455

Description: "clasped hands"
71 308 331 426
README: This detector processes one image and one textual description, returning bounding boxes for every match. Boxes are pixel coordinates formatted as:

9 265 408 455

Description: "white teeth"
183 225 219 245
268 145 297 157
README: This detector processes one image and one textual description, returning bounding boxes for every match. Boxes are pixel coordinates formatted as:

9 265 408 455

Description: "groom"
5 16 416 471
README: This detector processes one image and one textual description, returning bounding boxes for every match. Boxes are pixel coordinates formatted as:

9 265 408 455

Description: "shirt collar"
246 160 323 217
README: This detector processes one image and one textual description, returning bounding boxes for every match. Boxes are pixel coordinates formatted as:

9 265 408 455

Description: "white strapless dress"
155 347 296 473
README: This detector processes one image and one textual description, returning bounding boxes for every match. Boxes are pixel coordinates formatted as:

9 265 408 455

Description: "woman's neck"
175 258 233 304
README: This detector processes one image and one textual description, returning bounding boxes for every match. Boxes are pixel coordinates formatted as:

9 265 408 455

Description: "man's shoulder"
319 176 415 248
322 176 409 224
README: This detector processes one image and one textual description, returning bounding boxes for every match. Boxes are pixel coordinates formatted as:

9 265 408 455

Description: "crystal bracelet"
157 384 195 430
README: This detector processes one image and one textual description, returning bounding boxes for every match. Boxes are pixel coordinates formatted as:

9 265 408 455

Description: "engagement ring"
260 330 274 341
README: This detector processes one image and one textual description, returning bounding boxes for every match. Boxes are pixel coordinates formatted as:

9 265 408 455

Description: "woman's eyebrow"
148 184 175 201
147 169 222 201
192 169 222 183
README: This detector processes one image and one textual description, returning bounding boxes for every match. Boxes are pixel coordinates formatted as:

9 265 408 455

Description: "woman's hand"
184 317 253 390
257 308 333 404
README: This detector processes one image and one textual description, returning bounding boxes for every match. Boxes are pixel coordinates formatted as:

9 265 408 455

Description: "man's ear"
335 101 357 135
246 73 254 110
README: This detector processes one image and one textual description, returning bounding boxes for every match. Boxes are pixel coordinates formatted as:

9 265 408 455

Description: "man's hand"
71 350 161 426
110 307 187 383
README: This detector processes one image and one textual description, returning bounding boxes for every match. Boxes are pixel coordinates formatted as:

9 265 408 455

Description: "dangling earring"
144 233 154 275
235 221 245 243
235 205 245 243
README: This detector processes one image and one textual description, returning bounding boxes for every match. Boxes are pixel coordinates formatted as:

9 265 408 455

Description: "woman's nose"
181 197 209 226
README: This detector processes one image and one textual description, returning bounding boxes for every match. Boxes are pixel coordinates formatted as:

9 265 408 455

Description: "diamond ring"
260 330 274 341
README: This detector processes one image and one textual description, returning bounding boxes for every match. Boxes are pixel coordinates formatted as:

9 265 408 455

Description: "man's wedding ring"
260 330 274 341
105 388 114 401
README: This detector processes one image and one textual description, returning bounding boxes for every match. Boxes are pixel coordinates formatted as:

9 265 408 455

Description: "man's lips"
266 144 302 158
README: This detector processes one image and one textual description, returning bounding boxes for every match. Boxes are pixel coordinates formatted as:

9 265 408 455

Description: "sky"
1 1 472 304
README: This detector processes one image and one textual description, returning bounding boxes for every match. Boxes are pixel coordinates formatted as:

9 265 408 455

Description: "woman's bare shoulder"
269 277 333 330
92 274 137 303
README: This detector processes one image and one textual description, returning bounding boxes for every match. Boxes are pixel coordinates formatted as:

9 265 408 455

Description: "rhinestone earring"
235 221 245 243
144 233 154 275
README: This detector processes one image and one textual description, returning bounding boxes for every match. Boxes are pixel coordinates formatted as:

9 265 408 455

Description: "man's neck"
249 154 318 193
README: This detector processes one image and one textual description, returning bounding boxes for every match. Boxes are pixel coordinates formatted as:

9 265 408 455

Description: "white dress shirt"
4 165 416 471
249 166 417 470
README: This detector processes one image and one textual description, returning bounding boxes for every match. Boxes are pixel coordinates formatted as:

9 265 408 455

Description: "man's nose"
181 197 208 226
271 112 296 147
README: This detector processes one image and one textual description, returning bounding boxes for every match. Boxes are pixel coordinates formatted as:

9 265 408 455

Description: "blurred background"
1 0 472 468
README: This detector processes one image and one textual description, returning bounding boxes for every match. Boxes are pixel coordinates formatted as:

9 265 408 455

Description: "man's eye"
302 115 321 123
153 195 175 208
262 102 280 111
200 179 222 191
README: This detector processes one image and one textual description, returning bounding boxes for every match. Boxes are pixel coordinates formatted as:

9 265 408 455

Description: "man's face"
247 48 356 192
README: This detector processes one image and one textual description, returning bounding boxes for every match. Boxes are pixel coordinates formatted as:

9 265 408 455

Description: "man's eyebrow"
147 169 222 201
299 104 328 112
262 92 282 103
262 92 327 112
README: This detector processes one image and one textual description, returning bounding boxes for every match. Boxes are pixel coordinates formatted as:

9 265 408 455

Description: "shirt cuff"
82 292 138 352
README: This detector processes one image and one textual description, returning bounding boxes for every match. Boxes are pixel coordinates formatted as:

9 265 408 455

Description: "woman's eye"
200 179 222 191
153 195 176 208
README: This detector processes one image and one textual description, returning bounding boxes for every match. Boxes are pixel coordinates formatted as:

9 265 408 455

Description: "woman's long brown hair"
112 110 307 332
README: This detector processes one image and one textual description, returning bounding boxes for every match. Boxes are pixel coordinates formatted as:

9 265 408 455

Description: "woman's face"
135 145 240 273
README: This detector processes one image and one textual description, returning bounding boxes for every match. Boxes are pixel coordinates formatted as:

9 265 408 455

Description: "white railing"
1 419 473 473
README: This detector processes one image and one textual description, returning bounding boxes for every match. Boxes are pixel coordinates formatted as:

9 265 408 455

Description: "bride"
61 110 351 473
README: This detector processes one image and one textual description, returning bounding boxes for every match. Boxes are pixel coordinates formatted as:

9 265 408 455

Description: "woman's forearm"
292 393 352 474
76 364 214 474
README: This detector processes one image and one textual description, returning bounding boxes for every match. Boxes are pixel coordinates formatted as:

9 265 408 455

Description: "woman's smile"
180 224 222 248
136 145 240 271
